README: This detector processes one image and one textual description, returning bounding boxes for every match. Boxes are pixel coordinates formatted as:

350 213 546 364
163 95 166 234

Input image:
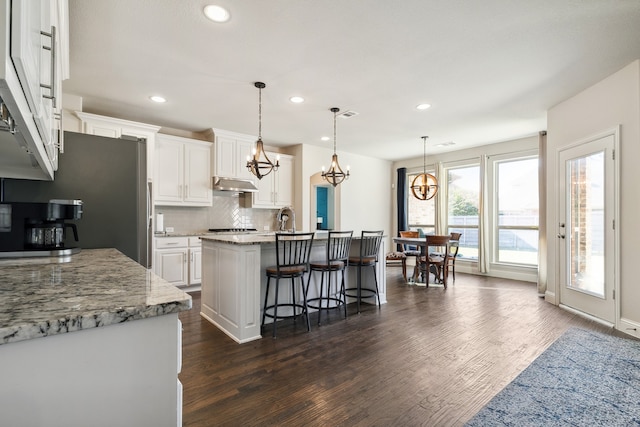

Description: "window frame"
443 160 480 260
489 150 539 267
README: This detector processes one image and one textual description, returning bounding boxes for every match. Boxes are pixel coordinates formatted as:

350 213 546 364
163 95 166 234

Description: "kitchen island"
0 248 192 427
200 233 387 343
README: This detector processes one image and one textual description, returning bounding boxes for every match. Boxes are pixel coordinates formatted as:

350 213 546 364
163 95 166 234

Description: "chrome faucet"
276 206 296 232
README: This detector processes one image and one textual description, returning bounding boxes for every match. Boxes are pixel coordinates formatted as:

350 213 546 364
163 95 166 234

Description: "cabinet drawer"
156 237 189 249
188 236 202 247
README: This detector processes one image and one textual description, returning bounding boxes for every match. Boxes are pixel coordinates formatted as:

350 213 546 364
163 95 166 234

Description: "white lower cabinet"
188 237 202 285
155 236 202 288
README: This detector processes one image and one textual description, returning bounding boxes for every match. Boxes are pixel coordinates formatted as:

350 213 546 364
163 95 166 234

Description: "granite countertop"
200 231 349 246
200 233 279 245
0 248 192 345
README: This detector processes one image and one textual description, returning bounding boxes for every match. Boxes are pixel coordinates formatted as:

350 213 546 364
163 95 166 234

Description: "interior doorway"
310 172 340 231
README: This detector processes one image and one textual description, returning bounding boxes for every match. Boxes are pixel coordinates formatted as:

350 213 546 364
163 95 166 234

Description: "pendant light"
321 107 350 187
411 136 438 200
246 82 279 180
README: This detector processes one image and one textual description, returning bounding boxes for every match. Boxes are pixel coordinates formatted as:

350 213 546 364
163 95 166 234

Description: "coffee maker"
0 199 83 257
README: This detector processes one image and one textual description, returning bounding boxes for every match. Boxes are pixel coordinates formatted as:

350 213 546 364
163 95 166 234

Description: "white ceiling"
63 0 640 161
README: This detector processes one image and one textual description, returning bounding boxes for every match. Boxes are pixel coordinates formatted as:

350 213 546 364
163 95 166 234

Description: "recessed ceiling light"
416 103 431 110
289 96 304 104
203 5 230 23
149 95 166 103
321 136 330 141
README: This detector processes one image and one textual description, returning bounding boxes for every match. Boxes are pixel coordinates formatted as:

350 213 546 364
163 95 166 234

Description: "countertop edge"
1 299 192 346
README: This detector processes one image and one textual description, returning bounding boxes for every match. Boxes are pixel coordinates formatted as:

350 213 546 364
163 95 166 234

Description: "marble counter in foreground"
0 248 192 345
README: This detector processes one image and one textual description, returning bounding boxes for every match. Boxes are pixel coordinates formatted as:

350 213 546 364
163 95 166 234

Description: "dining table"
392 236 455 286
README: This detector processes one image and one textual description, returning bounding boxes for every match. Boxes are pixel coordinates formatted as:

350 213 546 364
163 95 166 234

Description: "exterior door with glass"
558 132 616 324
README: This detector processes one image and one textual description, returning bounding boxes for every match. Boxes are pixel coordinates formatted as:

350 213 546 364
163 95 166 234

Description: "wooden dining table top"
392 236 457 246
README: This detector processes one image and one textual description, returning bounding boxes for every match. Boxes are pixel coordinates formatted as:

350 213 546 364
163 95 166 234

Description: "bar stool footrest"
263 303 308 320
343 287 378 299
306 296 344 310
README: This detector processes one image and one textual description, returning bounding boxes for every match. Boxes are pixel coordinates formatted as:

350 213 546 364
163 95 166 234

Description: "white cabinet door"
275 154 294 207
253 171 275 207
213 135 236 178
155 134 212 207
156 249 188 287
251 152 294 208
184 143 212 205
155 138 184 203
189 247 202 285
11 0 46 139
212 129 257 182
236 138 255 181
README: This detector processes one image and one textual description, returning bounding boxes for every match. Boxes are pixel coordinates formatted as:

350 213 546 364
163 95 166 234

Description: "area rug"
465 327 640 426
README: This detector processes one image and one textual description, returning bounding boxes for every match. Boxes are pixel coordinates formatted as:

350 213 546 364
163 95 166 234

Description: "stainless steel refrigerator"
3 131 152 267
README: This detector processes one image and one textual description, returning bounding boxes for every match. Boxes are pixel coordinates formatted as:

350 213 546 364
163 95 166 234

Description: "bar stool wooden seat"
261 232 315 338
344 230 384 313
308 230 353 325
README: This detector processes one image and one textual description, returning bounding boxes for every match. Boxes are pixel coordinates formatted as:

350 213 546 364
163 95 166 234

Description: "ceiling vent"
338 110 359 119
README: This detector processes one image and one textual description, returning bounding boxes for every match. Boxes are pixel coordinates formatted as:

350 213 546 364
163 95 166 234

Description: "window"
495 157 538 265
447 165 480 259
407 171 435 234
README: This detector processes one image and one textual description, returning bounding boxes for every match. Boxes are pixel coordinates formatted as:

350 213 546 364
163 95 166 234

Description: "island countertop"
0 248 192 345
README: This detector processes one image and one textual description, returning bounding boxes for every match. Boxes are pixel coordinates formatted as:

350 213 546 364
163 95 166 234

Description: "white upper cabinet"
0 0 68 180
155 134 212 207
211 128 255 182
251 152 294 209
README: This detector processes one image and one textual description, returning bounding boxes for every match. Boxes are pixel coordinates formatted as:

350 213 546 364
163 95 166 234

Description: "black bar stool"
344 230 384 313
261 232 315 338
307 230 353 325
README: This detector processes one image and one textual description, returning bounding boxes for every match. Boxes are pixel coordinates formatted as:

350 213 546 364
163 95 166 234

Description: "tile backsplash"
156 193 277 233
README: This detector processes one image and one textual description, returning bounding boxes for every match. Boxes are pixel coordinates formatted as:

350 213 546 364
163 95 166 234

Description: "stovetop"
208 228 258 233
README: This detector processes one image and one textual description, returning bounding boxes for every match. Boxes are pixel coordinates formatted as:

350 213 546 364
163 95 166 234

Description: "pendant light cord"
422 136 428 174
333 110 337 154
258 86 262 139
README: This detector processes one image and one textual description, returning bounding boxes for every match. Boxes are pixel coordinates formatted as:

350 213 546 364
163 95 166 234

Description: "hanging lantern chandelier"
247 82 279 180
411 136 438 200
321 107 350 187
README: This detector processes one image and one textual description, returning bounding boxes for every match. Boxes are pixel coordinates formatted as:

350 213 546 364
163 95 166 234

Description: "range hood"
212 176 258 193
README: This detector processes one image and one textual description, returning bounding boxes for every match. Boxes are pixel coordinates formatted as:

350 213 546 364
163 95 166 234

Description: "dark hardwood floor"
178 270 612 426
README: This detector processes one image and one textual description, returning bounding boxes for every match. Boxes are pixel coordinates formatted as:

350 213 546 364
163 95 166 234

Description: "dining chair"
385 250 407 281
308 230 353 324
446 232 462 281
345 230 384 313
399 230 421 281
417 234 451 288
261 232 315 338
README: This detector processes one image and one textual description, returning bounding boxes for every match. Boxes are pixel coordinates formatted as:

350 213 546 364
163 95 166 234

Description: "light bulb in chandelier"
246 82 279 179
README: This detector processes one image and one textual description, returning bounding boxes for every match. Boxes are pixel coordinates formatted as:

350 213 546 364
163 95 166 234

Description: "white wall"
546 59 640 337
296 143 393 243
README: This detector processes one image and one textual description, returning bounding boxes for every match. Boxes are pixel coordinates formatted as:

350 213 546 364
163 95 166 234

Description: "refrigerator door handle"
147 180 153 270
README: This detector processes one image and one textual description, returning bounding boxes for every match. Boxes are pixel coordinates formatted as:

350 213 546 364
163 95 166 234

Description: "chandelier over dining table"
411 136 438 200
